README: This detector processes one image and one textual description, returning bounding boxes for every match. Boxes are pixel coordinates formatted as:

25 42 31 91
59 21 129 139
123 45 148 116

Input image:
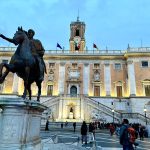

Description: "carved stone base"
69 112 74 119
0 97 46 150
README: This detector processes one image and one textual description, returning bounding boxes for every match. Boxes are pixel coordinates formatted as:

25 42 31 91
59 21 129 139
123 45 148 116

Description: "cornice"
44 55 125 60
124 52 150 58
0 51 150 60
0 51 14 57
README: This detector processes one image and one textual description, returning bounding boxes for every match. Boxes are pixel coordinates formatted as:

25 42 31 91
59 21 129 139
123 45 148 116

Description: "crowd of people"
80 120 149 147
45 119 149 148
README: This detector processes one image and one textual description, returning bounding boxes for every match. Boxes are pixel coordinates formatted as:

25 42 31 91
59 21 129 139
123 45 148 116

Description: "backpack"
120 126 137 145
127 127 137 143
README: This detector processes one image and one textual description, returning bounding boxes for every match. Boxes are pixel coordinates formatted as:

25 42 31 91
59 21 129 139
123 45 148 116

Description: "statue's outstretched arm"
0 34 17 45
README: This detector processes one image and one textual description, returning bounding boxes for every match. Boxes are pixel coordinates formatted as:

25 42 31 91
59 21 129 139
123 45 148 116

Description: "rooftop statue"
0 27 46 101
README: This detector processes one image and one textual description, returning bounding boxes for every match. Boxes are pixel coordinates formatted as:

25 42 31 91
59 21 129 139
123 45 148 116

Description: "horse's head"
13 27 28 45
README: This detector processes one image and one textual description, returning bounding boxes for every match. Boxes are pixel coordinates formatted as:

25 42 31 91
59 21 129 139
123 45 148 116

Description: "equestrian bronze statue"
0 27 46 101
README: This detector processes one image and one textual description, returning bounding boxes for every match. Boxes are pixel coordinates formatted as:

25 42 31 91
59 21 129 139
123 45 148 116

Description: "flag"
74 41 80 49
57 43 62 49
93 43 98 49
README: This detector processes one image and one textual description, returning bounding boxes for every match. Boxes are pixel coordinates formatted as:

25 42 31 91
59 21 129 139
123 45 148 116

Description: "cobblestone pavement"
40 125 150 150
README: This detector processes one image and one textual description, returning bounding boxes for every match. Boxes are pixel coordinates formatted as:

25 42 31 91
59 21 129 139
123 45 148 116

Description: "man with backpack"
120 119 137 150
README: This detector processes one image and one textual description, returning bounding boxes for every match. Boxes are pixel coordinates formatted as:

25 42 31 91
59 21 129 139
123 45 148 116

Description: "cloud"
0 0 150 49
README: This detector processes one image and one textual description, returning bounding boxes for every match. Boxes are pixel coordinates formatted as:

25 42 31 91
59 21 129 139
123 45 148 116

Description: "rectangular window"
75 29 80 36
47 85 53 96
145 85 150 96
141 61 148 67
94 63 100 69
94 86 100 96
49 63 55 68
115 63 121 70
116 86 122 97
72 63 77 69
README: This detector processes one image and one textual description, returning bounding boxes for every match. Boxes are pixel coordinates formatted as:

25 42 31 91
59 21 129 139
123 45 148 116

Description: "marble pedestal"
0 97 47 150
69 112 73 119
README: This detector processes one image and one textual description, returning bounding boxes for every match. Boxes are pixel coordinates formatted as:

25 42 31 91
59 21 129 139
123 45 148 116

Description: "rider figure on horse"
27 29 45 81
0 28 45 81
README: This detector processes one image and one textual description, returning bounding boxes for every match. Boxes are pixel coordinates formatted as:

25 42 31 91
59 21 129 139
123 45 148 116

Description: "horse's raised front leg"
36 81 42 102
0 63 9 84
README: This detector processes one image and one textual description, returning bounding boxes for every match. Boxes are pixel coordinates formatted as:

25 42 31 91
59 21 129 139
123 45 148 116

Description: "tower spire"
77 9 79 21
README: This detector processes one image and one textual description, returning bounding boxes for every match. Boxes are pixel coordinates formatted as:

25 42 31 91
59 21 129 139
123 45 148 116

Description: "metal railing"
1 46 150 53
121 113 150 124
41 96 60 107
0 47 16 51
85 97 121 121
0 47 125 54
85 97 150 124
128 47 150 52
40 94 150 124
44 50 125 55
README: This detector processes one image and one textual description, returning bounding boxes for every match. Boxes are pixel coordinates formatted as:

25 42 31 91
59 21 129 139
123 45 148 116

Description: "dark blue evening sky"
0 0 150 50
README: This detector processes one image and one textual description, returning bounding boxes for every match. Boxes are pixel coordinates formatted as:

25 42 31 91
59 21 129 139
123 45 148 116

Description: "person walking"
120 119 134 150
139 125 144 140
89 122 94 142
61 123 63 129
73 122 76 133
109 123 115 136
45 120 49 131
81 121 88 144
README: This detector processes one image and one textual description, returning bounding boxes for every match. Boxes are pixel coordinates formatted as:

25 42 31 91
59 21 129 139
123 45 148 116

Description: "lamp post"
112 109 114 124
98 102 100 114
144 108 147 125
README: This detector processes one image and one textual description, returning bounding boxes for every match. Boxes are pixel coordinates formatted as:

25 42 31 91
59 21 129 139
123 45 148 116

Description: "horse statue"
0 27 46 101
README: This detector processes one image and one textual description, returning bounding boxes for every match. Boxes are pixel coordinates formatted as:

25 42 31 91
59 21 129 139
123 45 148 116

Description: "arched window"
70 85 77 97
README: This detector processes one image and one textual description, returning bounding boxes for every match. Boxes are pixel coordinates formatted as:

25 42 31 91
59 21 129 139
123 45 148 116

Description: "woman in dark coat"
81 121 88 144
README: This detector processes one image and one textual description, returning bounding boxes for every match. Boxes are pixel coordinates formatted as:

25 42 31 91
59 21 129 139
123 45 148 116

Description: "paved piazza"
40 124 150 150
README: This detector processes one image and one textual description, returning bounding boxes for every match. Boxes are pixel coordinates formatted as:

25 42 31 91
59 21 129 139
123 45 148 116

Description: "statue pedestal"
0 97 47 150
69 112 73 119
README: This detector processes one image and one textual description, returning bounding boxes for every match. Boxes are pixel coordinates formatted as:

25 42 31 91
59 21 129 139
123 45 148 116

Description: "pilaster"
83 63 89 95
58 62 65 94
104 62 111 96
127 60 136 96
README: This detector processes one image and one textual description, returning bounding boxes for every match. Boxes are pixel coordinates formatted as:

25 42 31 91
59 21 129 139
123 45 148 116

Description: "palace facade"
0 18 150 123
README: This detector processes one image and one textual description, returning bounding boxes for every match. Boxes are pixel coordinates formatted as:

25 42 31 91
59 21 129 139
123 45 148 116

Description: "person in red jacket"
109 123 115 136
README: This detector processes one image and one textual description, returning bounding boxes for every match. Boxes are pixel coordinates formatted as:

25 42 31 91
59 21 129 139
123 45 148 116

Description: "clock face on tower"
74 36 81 44
74 36 81 50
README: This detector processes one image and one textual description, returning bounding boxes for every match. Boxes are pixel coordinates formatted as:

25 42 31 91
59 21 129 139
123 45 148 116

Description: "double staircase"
40 95 150 125
85 97 150 124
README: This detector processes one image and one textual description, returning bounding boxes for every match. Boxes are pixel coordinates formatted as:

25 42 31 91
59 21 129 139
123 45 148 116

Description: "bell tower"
69 16 86 52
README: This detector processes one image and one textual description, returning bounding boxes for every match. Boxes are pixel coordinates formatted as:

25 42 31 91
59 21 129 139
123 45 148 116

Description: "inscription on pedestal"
2 117 19 141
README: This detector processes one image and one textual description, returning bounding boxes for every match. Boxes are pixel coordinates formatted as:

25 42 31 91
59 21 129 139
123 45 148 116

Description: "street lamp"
144 107 147 125
112 109 114 124
0 108 3 113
